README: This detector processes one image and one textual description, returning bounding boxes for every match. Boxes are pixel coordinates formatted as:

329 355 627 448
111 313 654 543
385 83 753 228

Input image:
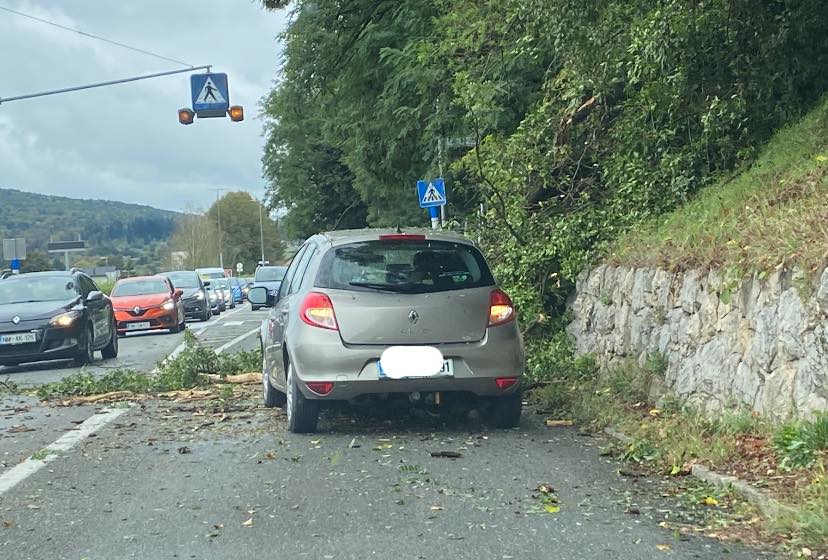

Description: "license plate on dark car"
0 332 37 345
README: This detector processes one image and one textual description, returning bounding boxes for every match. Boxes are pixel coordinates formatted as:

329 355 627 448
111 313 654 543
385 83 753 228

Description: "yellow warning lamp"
228 105 244 122
178 108 195 125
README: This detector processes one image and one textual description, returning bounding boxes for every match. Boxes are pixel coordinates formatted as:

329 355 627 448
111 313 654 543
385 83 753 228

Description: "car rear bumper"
0 324 83 365
288 323 524 400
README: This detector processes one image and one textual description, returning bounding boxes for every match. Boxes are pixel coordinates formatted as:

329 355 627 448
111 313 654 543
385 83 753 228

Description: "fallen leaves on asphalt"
656 544 671 551
545 419 573 427
242 517 254 527
177 446 191 454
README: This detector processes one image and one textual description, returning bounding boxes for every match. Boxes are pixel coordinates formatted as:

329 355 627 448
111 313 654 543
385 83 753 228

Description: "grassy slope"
610 95 828 277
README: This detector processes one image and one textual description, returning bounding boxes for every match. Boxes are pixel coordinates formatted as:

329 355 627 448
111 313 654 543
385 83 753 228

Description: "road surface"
0 334 771 559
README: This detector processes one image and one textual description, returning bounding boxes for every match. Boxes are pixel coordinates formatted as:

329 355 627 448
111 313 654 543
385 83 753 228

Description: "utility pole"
211 189 225 269
259 201 266 266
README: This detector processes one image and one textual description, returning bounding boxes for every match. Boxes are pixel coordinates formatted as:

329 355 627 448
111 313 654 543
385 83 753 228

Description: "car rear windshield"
255 267 287 282
315 240 495 294
111 280 168 297
166 272 199 289
0 276 77 304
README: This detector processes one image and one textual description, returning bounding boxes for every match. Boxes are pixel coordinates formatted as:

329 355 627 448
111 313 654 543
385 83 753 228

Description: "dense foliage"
0 188 178 251
262 0 828 323
0 188 180 274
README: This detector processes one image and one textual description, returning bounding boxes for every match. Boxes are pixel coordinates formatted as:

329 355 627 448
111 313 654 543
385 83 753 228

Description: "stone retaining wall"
567 265 828 420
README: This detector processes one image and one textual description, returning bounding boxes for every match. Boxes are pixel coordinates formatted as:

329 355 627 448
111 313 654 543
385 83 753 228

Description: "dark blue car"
251 266 287 311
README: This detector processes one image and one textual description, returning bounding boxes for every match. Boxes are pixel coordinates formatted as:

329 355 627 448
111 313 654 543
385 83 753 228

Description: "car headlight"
195 292 205 300
50 310 82 327
162 300 175 311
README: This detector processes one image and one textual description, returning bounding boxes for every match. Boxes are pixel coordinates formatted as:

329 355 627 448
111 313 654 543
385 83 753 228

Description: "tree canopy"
262 0 828 318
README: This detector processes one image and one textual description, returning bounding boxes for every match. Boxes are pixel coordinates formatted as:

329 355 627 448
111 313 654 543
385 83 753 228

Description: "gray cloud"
0 0 287 211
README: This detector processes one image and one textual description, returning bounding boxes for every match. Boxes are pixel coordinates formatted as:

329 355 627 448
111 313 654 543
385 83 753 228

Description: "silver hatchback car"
249 228 525 433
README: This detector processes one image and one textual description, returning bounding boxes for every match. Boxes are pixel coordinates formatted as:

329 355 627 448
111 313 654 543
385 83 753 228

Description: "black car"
0 270 119 367
162 271 212 322
251 265 287 311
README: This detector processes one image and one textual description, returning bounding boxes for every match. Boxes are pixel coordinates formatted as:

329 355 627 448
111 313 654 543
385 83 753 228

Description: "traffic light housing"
178 108 195 125
229 105 244 122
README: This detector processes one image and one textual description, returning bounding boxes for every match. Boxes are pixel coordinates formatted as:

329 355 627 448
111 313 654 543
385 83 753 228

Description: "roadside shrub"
34 332 263 399
773 413 828 471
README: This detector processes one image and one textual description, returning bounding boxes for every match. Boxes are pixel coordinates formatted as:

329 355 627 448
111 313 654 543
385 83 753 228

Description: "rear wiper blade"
348 281 410 293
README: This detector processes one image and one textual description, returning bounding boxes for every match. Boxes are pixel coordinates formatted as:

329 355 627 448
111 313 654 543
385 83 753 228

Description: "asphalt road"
0 304 264 487
0 396 772 559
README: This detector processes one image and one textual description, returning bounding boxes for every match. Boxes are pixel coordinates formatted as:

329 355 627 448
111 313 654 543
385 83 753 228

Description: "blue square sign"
191 73 229 113
417 178 446 208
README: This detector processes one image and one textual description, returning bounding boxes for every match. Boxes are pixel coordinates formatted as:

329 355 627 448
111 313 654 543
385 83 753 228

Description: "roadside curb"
601 427 794 519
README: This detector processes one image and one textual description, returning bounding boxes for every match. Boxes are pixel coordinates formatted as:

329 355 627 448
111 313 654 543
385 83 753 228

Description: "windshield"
255 267 287 282
315 240 495 294
165 272 199 289
214 279 230 289
0 276 77 304
111 279 169 297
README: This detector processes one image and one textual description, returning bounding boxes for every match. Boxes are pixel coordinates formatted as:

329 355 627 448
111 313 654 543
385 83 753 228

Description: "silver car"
249 229 525 433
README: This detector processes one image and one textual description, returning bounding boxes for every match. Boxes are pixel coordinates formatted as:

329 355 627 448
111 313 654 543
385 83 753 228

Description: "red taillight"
300 292 338 330
488 289 514 326
306 381 334 395
378 234 427 241
495 377 519 390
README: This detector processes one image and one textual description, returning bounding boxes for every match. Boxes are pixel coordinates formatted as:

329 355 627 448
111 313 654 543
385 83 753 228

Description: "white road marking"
0 407 129 496
215 327 260 354
222 321 244 327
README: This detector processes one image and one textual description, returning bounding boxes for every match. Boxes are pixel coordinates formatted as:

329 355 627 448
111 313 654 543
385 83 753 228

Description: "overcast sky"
0 1 288 212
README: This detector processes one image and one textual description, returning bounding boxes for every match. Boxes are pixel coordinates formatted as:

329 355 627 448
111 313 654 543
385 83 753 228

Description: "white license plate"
0 332 37 345
378 358 454 379
125 322 151 331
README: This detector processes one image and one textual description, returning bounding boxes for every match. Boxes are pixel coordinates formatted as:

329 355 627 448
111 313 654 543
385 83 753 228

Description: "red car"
110 276 186 336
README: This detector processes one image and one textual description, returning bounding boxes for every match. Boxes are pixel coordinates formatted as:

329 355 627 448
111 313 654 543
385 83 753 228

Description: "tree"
261 0 828 322
168 210 219 270
206 192 284 272
21 250 52 273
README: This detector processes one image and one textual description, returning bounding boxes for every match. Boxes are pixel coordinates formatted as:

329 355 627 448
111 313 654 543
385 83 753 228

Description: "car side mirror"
174 289 184 298
248 286 275 307
203 281 211 287
87 290 104 302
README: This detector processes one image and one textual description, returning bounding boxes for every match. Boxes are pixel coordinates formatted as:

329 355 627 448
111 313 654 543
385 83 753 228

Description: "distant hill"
0 188 181 254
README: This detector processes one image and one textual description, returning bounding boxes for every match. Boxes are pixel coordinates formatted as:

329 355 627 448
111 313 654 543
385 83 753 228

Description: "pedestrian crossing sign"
417 178 447 208
191 73 230 115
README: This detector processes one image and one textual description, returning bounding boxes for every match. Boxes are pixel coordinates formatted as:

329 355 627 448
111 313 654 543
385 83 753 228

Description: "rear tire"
101 321 119 359
251 305 260 311
74 326 94 366
489 394 522 428
262 352 286 408
285 363 318 433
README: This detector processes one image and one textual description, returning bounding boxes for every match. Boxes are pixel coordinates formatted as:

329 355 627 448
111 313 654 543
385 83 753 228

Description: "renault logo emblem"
12 316 20 324
408 310 419 324
133 306 141 314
